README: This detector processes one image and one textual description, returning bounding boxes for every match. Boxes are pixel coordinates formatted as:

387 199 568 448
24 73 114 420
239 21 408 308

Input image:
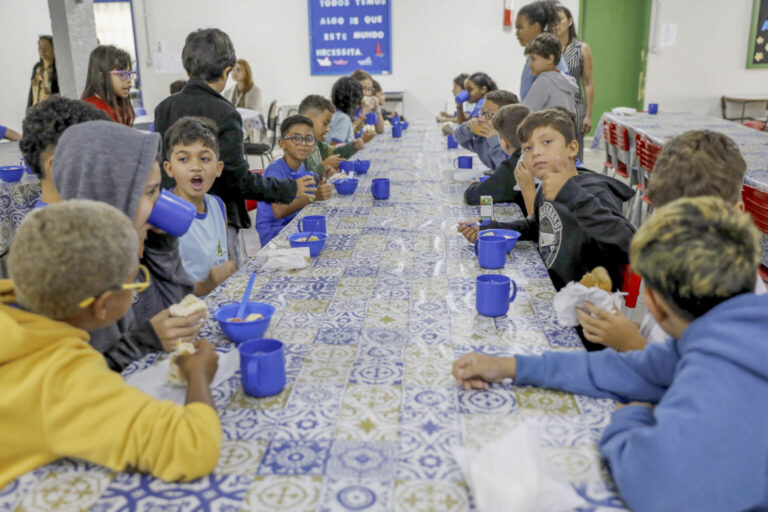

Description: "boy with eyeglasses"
0 200 221 487
256 115 332 246
452 90 519 170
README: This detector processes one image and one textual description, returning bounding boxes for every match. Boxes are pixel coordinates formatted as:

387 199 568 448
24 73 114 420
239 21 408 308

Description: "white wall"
644 0 768 118
0 0 577 128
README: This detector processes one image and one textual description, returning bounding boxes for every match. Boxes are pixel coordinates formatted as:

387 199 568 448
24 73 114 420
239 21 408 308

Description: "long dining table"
0 120 627 511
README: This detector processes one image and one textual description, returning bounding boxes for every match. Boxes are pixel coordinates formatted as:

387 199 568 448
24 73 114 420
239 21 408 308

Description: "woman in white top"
223 59 262 113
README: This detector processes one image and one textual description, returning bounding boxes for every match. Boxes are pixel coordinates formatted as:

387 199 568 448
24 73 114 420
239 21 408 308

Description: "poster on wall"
747 0 768 68
308 0 392 75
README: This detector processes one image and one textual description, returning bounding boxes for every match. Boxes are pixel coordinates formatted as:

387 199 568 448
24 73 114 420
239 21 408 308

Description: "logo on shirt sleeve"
538 202 562 268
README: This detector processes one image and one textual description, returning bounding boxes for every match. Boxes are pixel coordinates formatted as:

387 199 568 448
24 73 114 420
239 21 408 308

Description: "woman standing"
81 45 136 127
27 35 58 109
223 59 262 113
555 5 594 161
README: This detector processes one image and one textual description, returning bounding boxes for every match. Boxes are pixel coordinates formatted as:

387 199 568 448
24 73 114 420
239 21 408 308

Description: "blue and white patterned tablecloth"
0 141 40 256
0 121 626 511
599 112 768 266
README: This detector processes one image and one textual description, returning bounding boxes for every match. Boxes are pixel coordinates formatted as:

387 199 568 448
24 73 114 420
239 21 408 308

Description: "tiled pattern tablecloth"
0 121 625 511
0 175 41 255
599 111 768 266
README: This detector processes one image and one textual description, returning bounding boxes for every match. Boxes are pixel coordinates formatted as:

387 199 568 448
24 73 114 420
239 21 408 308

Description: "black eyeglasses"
281 135 316 146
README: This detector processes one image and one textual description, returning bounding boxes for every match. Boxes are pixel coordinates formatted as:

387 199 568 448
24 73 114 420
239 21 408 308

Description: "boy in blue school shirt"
452 90 519 171
257 115 332 246
164 116 236 296
454 196 768 512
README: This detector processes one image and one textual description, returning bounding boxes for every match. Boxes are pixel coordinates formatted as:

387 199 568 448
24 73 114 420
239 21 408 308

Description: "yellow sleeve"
42 343 221 481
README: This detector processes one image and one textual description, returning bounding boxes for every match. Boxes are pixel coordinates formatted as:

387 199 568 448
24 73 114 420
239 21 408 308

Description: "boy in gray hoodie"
52 121 202 371
522 34 579 116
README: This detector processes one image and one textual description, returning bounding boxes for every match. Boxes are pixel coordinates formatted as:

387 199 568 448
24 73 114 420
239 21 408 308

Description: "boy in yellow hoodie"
0 200 221 488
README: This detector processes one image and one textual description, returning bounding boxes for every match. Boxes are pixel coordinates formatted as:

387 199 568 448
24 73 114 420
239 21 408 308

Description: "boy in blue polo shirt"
256 115 332 246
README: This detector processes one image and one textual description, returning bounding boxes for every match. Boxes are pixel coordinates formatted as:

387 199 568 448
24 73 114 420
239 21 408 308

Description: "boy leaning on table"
454 196 768 512
0 200 221 487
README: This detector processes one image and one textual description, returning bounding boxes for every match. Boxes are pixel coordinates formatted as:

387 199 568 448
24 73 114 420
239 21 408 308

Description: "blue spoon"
236 272 257 320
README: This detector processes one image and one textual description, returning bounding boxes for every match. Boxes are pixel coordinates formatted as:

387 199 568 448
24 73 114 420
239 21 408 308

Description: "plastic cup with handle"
298 215 326 234
454 155 473 169
147 189 197 237
455 90 470 104
476 274 518 317
371 178 390 200
447 134 459 149
365 112 378 125
239 338 286 397
648 103 659 115
473 235 507 269
392 123 403 138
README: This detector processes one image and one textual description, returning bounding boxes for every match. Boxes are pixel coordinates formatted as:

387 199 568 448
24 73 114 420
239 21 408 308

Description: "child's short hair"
169 80 187 94
182 28 236 81
454 73 469 89
492 104 530 148
280 115 314 136
164 116 219 161
331 76 363 116
646 130 747 207
631 196 760 321
525 33 562 65
517 108 576 145
467 72 498 92
9 200 138 320
484 90 520 108
298 95 335 116
350 69 373 82
20 97 109 178
372 80 382 93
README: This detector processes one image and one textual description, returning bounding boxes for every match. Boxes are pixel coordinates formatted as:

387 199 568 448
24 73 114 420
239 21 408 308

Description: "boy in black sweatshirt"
464 104 531 215
459 108 635 293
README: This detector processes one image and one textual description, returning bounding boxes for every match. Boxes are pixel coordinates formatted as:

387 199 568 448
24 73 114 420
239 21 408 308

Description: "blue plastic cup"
476 274 518 317
392 124 402 138
298 215 326 233
454 155 473 169
473 235 507 269
365 112 378 125
391 115 401 125
147 189 196 237
339 161 356 174
648 103 659 115
239 339 286 397
371 178 390 199
447 134 458 149
456 90 470 103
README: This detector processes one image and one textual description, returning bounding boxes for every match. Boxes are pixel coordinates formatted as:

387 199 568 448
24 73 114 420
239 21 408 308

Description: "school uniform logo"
538 202 562 268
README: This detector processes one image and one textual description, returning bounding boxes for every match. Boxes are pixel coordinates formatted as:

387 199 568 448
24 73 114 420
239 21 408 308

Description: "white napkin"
125 349 240 404
261 247 311 271
553 282 625 326
611 106 638 116
453 423 585 512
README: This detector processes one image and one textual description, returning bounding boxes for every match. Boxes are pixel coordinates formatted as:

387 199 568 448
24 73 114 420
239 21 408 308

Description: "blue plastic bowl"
214 302 276 344
478 176 489 182
355 160 371 174
333 178 359 195
288 231 328 257
479 228 521 252
0 166 25 183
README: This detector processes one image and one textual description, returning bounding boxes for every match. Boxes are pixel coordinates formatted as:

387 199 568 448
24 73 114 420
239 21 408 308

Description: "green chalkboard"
747 0 768 68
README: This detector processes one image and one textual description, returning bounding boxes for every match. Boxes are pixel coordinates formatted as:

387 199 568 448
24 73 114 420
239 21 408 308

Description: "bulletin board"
747 0 768 68
308 0 392 75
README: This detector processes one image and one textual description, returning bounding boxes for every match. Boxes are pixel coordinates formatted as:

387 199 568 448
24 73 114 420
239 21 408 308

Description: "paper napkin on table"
553 282 625 326
452 423 585 512
260 247 311 271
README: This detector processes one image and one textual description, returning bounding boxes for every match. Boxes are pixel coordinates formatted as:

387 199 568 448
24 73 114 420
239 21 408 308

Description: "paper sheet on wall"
659 23 678 48
152 40 184 74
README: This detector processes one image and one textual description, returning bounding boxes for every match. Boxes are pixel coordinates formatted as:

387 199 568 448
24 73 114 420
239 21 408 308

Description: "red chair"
610 122 631 179
602 120 615 174
621 264 643 309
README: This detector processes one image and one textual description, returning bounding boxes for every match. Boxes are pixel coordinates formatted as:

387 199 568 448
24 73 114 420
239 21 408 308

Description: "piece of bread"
579 266 612 292
167 341 197 386
169 294 207 318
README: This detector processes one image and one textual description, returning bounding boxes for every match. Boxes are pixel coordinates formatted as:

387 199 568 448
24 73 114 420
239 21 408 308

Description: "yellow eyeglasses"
78 264 151 308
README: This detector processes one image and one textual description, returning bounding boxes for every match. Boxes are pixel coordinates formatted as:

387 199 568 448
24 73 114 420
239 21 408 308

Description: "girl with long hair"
81 45 136 126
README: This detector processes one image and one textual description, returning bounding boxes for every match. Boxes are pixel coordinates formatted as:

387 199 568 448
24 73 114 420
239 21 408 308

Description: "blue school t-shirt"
256 159 304 246
520 58 570 101
178 194 229 282
326 110 356 144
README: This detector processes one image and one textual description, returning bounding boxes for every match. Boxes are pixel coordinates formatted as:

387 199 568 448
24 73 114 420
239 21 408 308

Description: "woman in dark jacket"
28 35 59 109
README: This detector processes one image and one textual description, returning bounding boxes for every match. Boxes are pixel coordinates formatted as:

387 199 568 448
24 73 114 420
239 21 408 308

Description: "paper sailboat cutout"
317 56 332 67
333 59 349 65
357 56 372 66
